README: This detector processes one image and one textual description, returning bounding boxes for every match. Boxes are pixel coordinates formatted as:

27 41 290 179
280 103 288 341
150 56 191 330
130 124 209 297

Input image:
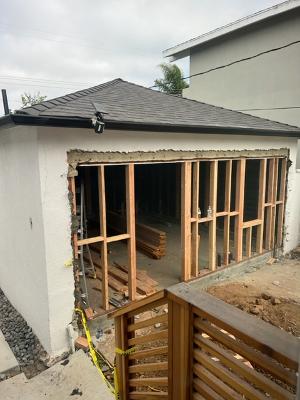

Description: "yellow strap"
115 347 136 356
75 308 116 396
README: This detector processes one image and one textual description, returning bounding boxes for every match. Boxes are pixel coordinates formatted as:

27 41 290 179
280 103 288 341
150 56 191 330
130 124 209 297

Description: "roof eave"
1 114 299 138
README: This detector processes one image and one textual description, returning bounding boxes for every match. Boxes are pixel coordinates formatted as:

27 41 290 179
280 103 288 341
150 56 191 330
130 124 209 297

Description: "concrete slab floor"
0 330 19 375
0 350 113 400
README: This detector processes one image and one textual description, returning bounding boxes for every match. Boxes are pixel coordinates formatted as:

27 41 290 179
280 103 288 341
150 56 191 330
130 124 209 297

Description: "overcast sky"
0 0 282 115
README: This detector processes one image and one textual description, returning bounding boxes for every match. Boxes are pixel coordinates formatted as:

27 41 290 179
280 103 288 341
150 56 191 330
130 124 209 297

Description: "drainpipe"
1 89 10 115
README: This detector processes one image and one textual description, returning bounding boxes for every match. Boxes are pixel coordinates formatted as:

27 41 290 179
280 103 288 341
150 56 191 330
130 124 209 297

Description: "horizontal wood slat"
109 290 166 318
129 377 168 387
128 329 168 346
77 235 104 246
194 334 294 399
128 361 168 374
193 377 223 400
194 318 296 387
242 219 262 228
194 362 241 400
106 233 130 243
129 392 168 399
128 346 168 361
192 393 206 400
194 350 269 400
128 314 168 332
168 286 299 370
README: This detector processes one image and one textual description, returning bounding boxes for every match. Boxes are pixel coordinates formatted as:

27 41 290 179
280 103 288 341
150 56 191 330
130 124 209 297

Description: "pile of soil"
207 283 300 336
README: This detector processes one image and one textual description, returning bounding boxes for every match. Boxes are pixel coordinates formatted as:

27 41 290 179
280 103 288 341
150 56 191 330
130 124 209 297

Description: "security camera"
91 111 105 134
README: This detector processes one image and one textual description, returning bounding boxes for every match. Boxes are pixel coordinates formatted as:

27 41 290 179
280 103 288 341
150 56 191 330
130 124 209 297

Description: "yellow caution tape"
64 259 73 267
75 308 116 396
115 347 136 356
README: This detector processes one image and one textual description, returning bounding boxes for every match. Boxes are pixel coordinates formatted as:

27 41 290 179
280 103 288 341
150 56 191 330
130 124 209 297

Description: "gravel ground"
0 288 49 379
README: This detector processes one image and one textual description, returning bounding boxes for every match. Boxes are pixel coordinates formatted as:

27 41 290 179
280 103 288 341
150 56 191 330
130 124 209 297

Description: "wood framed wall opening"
181 156 287 281
69 154 287 313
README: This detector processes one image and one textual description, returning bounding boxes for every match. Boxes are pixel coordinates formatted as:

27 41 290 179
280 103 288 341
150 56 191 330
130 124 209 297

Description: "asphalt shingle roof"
16 78 300 134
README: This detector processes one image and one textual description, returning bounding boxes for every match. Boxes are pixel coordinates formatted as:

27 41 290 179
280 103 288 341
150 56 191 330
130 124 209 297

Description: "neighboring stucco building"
163 0 300 166
0 79 299 356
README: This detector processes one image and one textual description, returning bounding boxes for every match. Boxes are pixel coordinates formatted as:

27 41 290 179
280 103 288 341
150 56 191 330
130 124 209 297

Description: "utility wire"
0 26 109 53
0 75 95 86
0 22 101 46
150 39 300 89
0 81 84 90
237 106 300 111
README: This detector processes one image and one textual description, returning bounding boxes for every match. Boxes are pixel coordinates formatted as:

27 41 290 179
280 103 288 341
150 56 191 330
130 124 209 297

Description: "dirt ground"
207 257 300 336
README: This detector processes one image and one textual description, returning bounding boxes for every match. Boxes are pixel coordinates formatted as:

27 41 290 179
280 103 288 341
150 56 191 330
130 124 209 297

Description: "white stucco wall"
0 126 51 351
1 124 299 356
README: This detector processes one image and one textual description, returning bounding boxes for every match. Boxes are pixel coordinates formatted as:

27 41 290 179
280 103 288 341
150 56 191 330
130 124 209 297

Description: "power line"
0 75 95 86
0 25 109 53
237 106 300 111
0 22 100 46
1 81 84 90
150 39 300 88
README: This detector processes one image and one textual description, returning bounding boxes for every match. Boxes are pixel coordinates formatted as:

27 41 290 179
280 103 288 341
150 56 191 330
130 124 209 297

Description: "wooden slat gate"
111 284 299 400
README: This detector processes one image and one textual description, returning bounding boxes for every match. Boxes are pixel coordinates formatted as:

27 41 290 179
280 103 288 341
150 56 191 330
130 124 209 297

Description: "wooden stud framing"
191 162 199 277
98 165 109 311
276 158 287 246
270 158 279 249
181 162 192 281
265 158 275 250
256 159 267 254
126 164 137 301
234 159 246 262
245 227 252 258
208 161 218 270
223 160 232 266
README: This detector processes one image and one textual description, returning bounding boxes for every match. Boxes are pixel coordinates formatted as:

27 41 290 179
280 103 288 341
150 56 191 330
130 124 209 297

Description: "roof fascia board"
1 114 299 138
163 0 300 60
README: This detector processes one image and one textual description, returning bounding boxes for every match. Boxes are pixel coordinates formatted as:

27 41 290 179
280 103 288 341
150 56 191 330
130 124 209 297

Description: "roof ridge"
120 79 300 130
18 78 122 114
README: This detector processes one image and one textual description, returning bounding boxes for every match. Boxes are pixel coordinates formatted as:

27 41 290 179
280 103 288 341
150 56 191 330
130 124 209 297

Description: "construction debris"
74 336 89 351
108 211 167 259
87 247 158 296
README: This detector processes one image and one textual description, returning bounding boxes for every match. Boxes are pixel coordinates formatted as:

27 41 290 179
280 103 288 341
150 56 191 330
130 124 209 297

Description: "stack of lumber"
86 248 158 296
107 211 167 259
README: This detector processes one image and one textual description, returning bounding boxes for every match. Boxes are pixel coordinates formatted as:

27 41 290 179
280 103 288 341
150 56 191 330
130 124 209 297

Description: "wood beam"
223 160 232 266
98 165 109 311
208 160 218 270
265 159 275 250
245 227 252 258
181 162 192 281
256 159 267 254
234 159 246 262
270 158 279 249
191 162 199 277
126 164 136 301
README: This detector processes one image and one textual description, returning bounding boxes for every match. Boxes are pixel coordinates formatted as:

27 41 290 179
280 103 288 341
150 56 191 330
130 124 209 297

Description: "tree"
21 92 47 107
154 63 188 95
